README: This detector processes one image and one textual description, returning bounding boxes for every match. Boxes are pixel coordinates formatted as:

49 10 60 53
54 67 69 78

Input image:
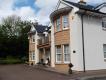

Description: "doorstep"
33 64 70 75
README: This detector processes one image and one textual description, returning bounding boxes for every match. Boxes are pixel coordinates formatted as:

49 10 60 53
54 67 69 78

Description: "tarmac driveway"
0 64 71 80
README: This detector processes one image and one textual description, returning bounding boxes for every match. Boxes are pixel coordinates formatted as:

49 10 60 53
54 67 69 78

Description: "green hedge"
0 57 23 64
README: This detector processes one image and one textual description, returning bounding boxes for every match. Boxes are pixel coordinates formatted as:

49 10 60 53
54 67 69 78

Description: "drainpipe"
81 14 86 72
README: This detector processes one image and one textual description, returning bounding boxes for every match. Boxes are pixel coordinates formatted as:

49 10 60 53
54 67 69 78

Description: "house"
28 22 51 65
28 0 106 72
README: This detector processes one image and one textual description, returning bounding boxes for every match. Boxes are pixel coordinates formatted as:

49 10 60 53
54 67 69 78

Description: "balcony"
37 37 51 48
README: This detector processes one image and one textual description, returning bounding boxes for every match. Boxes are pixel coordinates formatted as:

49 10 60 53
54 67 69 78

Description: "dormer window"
56 18 61 31
62 15 69 29
102 19 106 30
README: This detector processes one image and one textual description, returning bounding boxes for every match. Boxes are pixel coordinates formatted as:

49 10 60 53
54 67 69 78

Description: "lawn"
0 56 23 64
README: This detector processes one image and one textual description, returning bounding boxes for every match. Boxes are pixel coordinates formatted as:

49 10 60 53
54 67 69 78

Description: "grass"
0 56 23 64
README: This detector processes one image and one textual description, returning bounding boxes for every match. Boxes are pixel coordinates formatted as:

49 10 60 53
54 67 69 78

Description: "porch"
38 47 51 66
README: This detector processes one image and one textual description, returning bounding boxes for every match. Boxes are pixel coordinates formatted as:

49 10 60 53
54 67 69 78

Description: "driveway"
0 64 71 80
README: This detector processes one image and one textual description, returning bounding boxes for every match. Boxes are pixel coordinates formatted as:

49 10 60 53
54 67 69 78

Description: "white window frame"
103 44 106 60
102 19 106 30
56 45 62 63
62 15 69 30
56 18 61 32
32 35 35 43
30 51 35 61
63 44 70 63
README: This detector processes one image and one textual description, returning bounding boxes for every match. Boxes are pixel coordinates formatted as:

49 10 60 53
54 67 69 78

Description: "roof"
34 25 48 33
64 0 94 10
63 0 106 14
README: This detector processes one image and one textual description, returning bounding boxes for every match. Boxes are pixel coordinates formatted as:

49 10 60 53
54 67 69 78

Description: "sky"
0 0 105 25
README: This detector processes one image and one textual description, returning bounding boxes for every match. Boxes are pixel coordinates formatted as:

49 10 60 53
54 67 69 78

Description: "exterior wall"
35 33 39 64
55 64 69 72
83 15 106 70
29 43 35 51
70 13 84 71
70 10 106 71
55 30 70 45
29 35 36 65
51 23 55 67
29 33 39 65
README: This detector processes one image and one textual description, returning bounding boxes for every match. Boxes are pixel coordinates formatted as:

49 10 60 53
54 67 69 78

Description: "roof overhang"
28 30 36 35
77 9 106 18
50 7 72 21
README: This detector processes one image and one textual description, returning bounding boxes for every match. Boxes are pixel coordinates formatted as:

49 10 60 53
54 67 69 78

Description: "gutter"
81 14 86 72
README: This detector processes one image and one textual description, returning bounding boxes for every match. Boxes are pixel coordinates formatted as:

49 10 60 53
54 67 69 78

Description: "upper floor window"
103 44 106 59
102 19 106 30
56 18 61 32
32 35 35 43
62 15 69 29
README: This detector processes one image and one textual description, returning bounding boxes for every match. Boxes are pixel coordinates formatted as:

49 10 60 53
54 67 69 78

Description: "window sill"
63 28 69 30
29 60 35 62
55 62 62 64
55 63 70 65
64 62 70 64
31 42 35 43
54 29 69 34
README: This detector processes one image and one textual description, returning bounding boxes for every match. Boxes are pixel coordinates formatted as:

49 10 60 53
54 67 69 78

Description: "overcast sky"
0 0 105 25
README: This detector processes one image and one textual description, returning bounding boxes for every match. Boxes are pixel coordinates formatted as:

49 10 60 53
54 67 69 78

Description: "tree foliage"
0 15 31 59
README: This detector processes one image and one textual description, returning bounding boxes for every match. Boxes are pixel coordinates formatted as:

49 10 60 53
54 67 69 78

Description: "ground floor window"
103 44 106 59
63 44 70 63
55 44 70 64
30 51 35 61
56 45 62 63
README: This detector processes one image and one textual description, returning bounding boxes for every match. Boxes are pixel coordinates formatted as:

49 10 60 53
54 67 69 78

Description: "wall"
70 12 106 71
83 15 106 70
70 13 84 71
55 30 70 45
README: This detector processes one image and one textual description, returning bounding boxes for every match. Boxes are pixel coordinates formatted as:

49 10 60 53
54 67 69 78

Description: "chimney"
78 0 86 5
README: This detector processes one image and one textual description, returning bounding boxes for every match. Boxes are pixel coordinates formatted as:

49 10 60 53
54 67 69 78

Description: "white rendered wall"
51 23 55 67
70 12 84 71
71 13 106 71
83 16 106 70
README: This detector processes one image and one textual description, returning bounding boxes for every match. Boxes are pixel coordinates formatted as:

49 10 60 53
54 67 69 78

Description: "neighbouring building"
28 0 106 72
28 23 51 65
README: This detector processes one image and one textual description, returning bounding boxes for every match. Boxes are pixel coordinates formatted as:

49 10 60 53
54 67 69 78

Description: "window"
63 44 70 63
32 52 35 60
56 18 61 31
62 15 69 29
56 45 62 63
30 51 35 61
103 44 106 59
102 19 106 30
32 35 35 43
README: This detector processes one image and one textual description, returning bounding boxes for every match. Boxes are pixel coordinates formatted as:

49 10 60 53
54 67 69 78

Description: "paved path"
0 64 71 80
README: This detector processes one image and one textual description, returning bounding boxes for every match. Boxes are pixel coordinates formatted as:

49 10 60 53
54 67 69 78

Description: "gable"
55 0 69 10
58 2 68 9
95 3 106 13
30 25 35 32
99 6 106 13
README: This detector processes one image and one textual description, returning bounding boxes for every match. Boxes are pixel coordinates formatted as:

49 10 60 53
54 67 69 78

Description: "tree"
0 15 31 59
